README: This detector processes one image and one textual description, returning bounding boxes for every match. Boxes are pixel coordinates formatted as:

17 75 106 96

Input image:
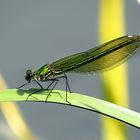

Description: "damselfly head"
25 69 33 82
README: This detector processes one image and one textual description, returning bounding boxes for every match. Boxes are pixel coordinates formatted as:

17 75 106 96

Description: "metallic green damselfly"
18 35 140 102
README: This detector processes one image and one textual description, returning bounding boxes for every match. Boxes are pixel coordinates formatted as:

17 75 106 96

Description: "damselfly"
18 35 140 102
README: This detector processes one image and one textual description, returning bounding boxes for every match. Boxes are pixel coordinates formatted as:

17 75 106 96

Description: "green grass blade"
0 89 140 128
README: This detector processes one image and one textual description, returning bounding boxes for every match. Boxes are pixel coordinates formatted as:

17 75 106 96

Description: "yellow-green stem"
98 0 128 140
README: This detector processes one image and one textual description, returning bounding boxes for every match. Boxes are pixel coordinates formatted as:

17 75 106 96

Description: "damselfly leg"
44 72 71 103
18 72 71 104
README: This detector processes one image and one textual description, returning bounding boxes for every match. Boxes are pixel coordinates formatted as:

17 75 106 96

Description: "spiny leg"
24 73 71 104
43 74 71 104
63 72 71 93
26 80 43 101
26 79 59 102
45 79 59 102
17 81 29 89
63 72 71 103
54 72 71 104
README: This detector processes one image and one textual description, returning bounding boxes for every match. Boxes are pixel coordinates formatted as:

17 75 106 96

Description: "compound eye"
25 69 32 82
26 69 32 75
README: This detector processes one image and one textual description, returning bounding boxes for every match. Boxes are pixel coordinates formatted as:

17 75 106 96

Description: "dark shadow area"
17 88 64 102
